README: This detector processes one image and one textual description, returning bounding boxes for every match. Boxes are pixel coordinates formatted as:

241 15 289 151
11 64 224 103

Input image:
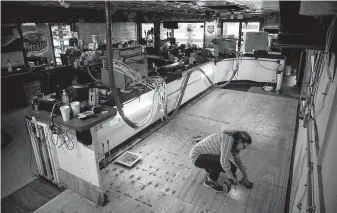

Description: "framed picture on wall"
22 23 52 59
1 24 25 69
1 25 23 53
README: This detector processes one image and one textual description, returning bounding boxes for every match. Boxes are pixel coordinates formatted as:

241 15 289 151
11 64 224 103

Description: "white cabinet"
96 62 215 162
255 59 284 83
214 59 239 84
237 59 256 81
214 57 284 84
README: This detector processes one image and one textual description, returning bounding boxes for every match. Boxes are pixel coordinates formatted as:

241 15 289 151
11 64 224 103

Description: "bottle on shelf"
7 60 12 72
189 54 194 65
61 89 70 105
55 84 61 99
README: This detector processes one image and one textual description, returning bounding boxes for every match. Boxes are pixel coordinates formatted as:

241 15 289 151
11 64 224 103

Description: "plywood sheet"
99 89 296 213
35 89 297 213
54 131 100 187
34 189 100 213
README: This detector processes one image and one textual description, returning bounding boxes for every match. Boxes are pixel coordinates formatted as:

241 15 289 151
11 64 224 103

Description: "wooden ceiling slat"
12 1 213 14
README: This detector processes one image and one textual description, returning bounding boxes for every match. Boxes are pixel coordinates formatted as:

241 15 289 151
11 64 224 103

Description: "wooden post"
136 12 142 42
26 119 44 176
203 21 206 49
220 20 223 36
154 20 161 56
48 24 57 66
296 51 306 88
43 125 61 185
238 21 243 51
17 23 29 67
38 126 53 181
90 126 104 205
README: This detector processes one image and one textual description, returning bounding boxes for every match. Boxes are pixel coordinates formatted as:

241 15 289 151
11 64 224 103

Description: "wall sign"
1 25 22 53
21 23 54 62
205 21 217 46
207 25 214 34
1 24 25 68
22 31 50 57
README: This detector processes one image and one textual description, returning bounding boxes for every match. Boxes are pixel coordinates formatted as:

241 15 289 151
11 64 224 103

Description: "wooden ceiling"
7 1 214 14
238 0 280 13
1 1 214 23
1 1 278 23
3 1 279 15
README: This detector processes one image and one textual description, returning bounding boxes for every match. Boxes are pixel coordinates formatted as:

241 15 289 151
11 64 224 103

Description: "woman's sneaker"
204 175 223 192
223 180 232 193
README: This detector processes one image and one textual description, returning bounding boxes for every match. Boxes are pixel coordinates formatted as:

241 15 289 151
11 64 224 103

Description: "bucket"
284 65 291 76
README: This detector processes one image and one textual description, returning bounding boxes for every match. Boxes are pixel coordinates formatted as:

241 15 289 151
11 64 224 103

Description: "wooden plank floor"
1 178 64 213
34 89 297 213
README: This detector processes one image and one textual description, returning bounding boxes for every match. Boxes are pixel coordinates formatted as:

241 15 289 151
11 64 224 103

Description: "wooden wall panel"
78 22 137 44
53 131 100 187
112 22 137 42
58 169 102 205
78 23 107 44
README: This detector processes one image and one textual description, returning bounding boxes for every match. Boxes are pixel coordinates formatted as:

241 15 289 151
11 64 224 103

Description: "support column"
154 20 161 56
137 22 142 42
136 12 142 42
17 23 28 67
203 21 206 48
296 51 306 88
238 22 243 51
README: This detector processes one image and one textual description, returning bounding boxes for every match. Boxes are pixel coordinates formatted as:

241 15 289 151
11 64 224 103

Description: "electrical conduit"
105 1 138 129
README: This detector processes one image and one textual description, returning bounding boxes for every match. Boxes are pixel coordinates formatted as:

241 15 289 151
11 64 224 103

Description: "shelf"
121 52 145 59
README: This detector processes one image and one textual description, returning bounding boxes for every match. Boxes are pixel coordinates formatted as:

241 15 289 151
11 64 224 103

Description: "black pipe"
166 66 238 120
105 1 138 129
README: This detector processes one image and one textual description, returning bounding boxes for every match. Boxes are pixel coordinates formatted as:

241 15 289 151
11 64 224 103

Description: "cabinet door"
214 60 235 84
236 59 256 81
255 60 279 83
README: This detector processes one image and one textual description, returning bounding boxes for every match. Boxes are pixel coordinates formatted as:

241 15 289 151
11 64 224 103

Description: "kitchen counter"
25 60 216 205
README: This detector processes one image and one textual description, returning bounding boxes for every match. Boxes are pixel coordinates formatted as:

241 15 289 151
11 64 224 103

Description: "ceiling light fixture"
59 0 70 8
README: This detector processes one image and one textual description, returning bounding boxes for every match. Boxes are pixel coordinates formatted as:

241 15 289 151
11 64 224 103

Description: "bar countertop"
29 106 117 131
28 60 215 131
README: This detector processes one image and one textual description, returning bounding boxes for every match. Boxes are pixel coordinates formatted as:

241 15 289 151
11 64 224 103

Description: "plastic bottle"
7 60 12 72
189 55 194 65
61 89 70 105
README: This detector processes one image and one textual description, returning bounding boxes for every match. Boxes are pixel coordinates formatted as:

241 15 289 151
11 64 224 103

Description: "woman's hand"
229 177 238 185
239 177 254 189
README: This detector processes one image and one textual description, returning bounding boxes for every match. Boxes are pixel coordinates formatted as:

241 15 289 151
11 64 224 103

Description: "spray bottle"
61 89 70 106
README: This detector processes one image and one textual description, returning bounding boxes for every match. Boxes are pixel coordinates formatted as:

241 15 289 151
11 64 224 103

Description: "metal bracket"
308 162 314 171
306 205 316 212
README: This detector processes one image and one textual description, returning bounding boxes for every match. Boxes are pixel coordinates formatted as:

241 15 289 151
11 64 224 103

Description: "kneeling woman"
190 130 254 192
